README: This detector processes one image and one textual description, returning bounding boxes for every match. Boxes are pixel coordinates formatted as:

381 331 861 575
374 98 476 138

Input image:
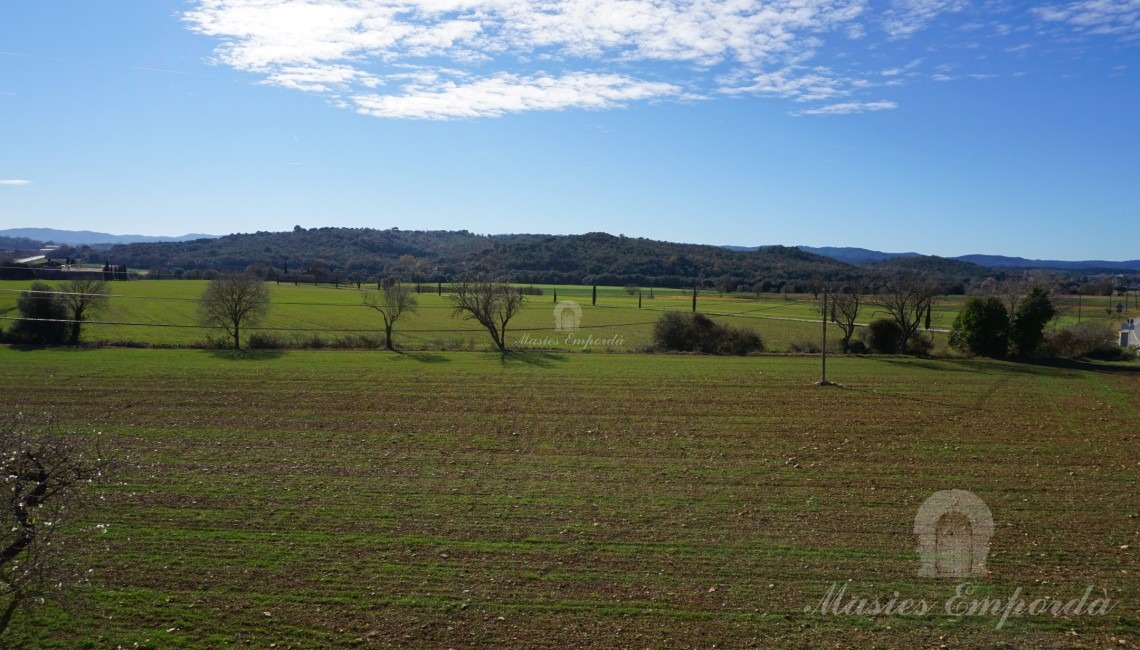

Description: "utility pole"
821 289 828 385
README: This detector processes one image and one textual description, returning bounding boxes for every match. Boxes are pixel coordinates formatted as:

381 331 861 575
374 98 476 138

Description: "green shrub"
1010 287 1056 356
949 297 1010 358
716 326 764 355
1042 322 1129 360
651 312 763 355
298 334 327 349
6 282 68 344
788 339 820 354
865 318 904 354
247 332 287 349
329 334 382 349
907 335 935 356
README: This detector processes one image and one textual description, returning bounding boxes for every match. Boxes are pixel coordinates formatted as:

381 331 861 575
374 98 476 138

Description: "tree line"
2 268 1132 360
7 228 1137 299
86 228 955 290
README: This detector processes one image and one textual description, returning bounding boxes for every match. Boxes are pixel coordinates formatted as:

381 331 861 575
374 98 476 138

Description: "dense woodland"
3 227 1134 294
61 227 998 291
0 235 44 252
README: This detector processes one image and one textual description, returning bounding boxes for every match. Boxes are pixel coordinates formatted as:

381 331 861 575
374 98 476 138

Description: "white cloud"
0 179 32 186
264 64 384 93
352 72 689 119
882 57 923 76
180 0 1136 120
184 0 870 119
720 66 869 102
932 71 997 81
185 0 869 70
793 100 897 115
883 0 968 39
1032 0 1140 37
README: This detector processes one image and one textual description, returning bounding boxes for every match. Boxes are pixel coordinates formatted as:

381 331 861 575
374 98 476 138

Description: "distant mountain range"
726 245 1140 272
0 228 218 246
795 246 923 264
953 254 1140 272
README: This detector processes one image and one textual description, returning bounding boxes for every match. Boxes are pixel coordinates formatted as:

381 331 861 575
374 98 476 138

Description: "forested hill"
867 255 991 278
104 228 862 289
0 235 45 251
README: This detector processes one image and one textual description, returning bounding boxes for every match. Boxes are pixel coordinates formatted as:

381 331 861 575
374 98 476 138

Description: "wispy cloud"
882 0 968 39
793 100 898 115
1033 0 1140 38
181 0 1138 120
933 71 998 81
882 58 924 76
183 0 871 119
353 72 690 119
720 66 871 103
0 179 33 186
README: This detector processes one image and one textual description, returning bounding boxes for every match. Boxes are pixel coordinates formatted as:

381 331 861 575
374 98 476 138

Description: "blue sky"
1 1 1137 260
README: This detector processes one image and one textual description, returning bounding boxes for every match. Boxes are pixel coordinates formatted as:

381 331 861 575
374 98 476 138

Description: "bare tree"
823 283 865 352
449 275 524 352
806 275 825 300
0 410 108 637
198 273 271 350
869 273 941 350
984 272 1054 325
58 278 109 345
363 280 418 351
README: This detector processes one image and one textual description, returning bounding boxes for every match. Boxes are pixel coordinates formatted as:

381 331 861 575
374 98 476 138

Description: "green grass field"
3 279 1134 353
0 348 1136 648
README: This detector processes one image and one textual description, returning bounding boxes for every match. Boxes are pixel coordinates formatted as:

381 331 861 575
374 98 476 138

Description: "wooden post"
821 290 828 385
